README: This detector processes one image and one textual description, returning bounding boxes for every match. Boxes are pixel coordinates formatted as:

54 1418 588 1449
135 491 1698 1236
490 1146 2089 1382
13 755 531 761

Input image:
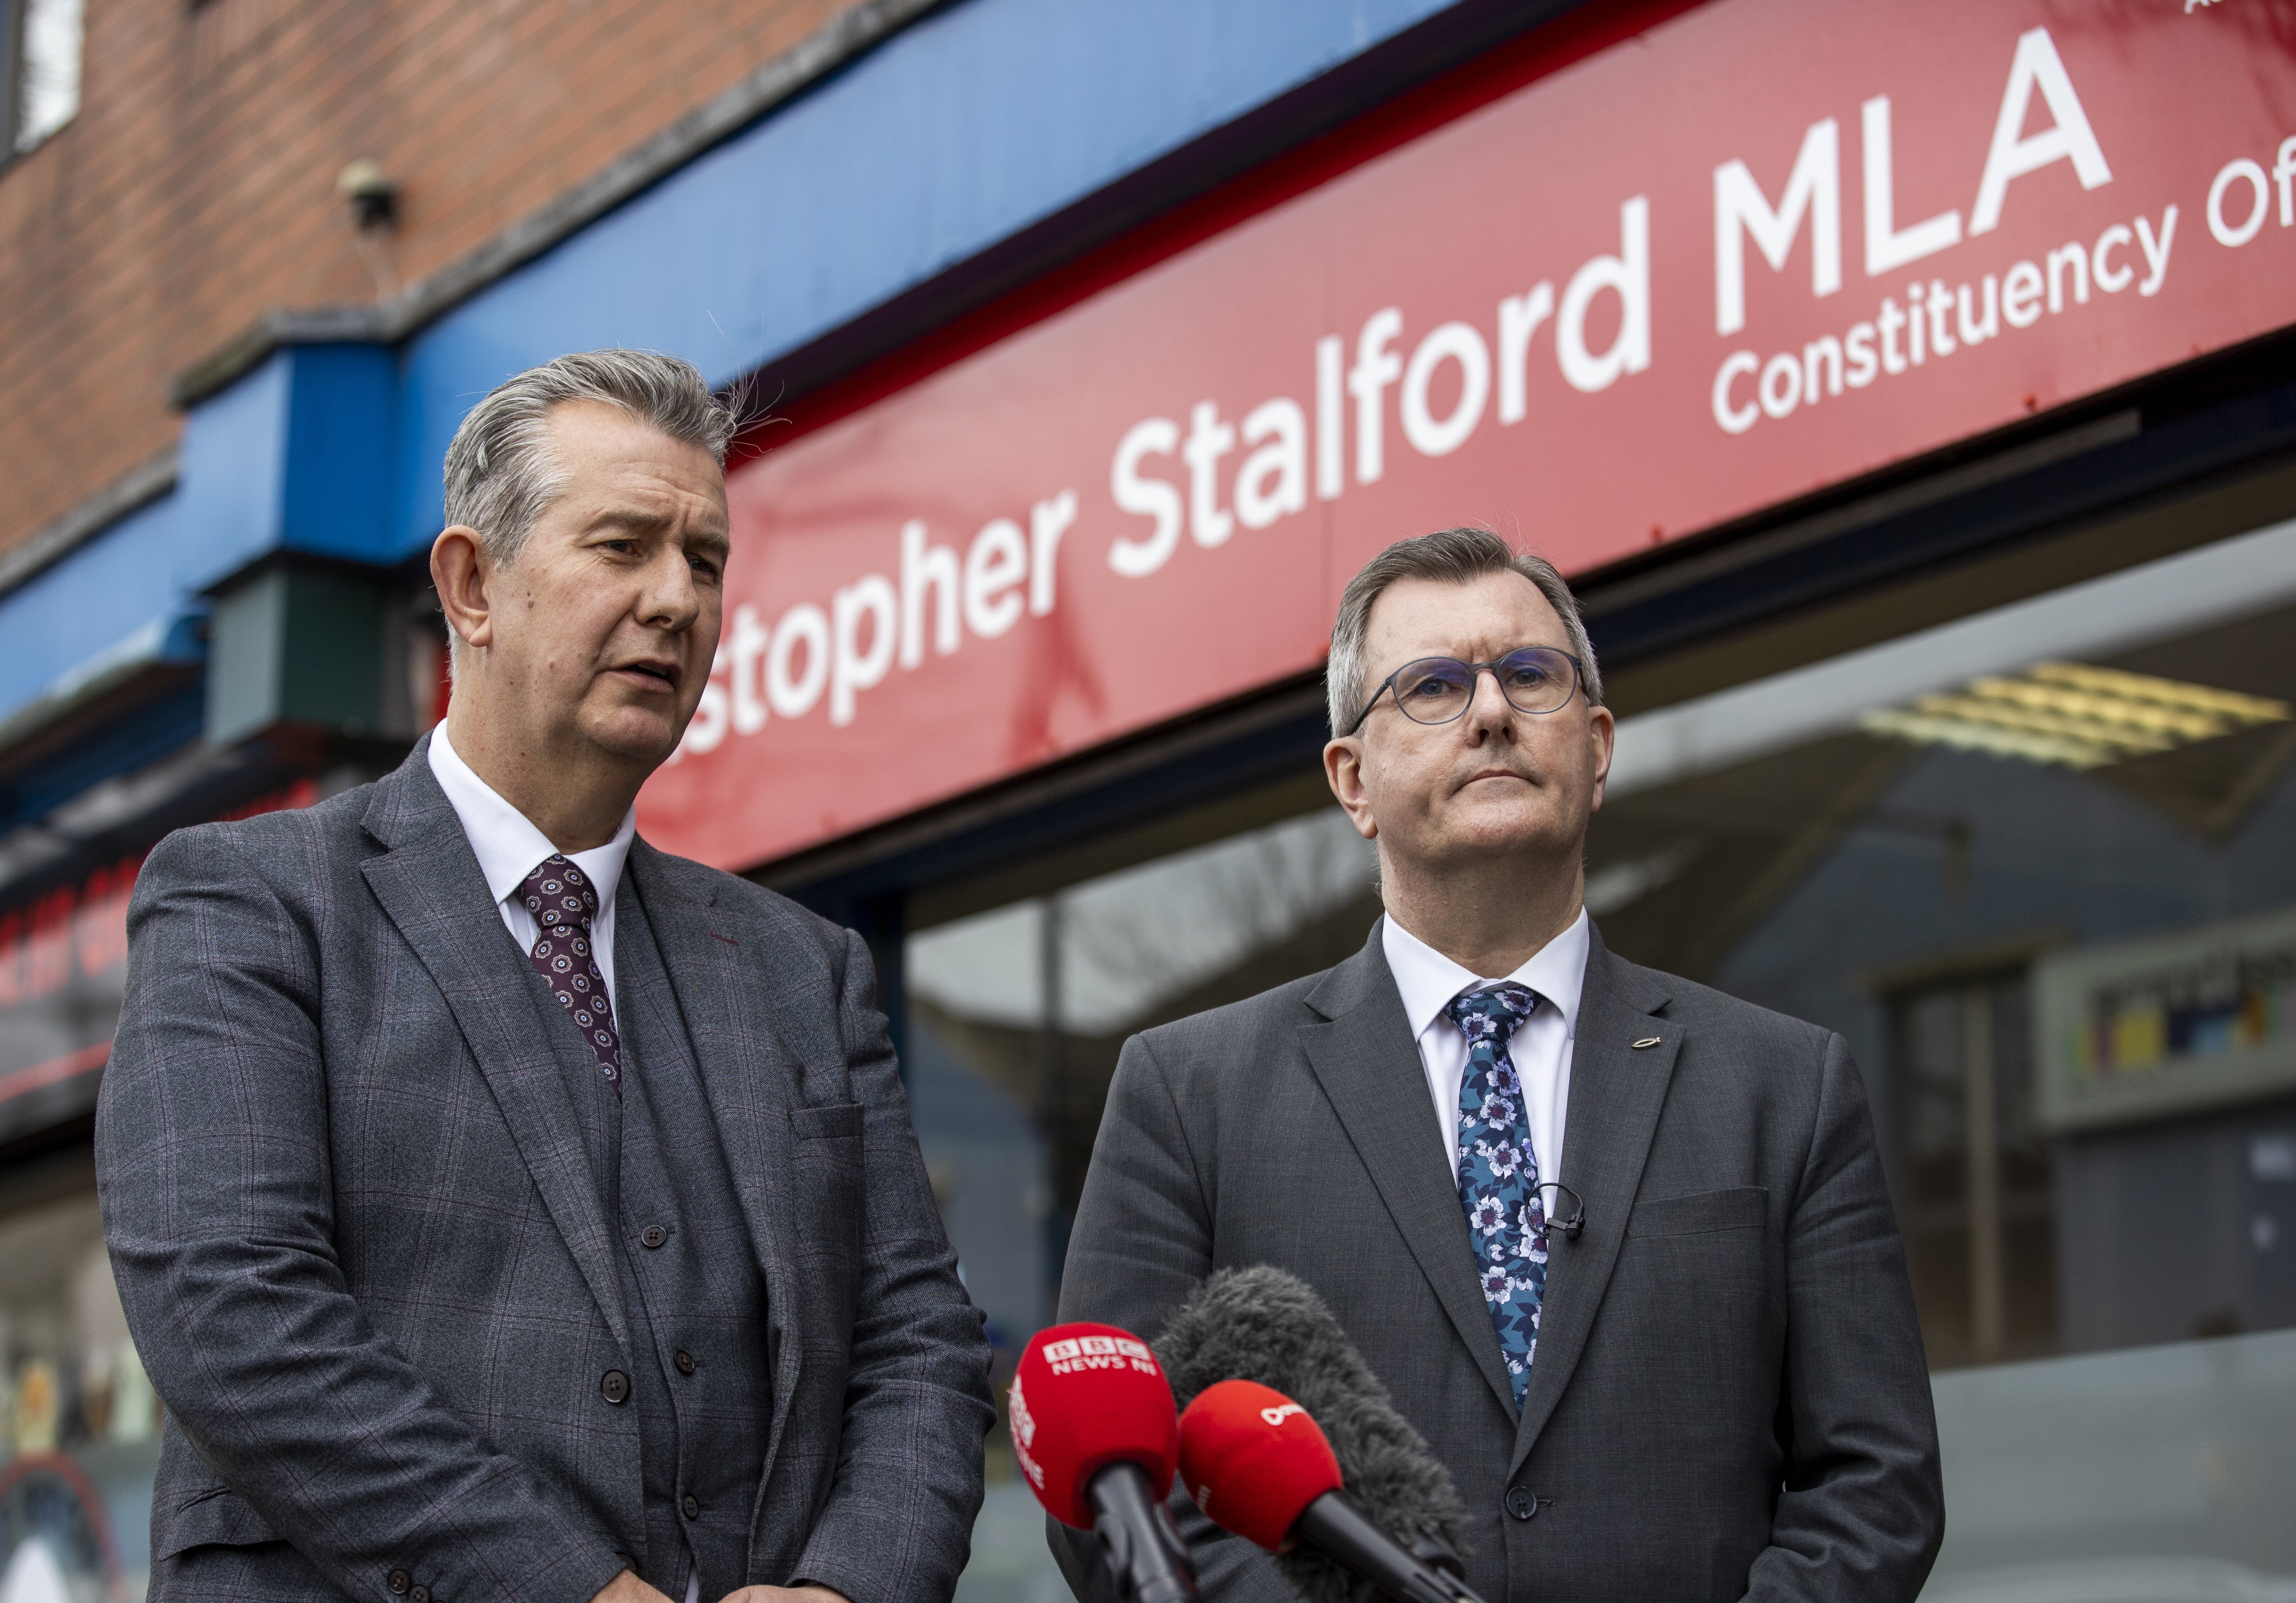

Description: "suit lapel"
1301 925 1518 1422
358 744 633 1353
1512 927 1678 1469
625 842 805 1483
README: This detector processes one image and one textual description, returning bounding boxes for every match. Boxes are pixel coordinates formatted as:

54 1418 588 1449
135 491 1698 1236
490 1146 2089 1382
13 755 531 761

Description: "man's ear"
1586 704 1616 812
431 526 494 652
1323 738 1380 841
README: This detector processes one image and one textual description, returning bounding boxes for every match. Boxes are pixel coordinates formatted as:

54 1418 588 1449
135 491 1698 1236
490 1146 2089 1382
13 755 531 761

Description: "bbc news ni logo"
1042 1335 1161 1376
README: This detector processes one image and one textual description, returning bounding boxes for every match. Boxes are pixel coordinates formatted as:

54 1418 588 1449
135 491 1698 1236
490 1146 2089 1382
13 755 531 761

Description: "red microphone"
1013 1324 1198 1602
1174 1379 1342 1548
1178 1380 1488 1603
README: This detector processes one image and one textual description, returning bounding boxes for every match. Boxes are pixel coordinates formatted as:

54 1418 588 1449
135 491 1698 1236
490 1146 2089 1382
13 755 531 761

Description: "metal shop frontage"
2 0 2295 1596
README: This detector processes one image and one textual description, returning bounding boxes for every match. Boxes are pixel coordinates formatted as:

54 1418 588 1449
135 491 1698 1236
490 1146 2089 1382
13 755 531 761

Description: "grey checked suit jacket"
97 743 993 1603
1052 921 1942 1603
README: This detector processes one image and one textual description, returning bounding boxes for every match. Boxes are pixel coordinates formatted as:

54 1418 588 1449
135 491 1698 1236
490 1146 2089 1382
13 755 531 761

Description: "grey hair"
442 349 737 564
1327 526 1603 736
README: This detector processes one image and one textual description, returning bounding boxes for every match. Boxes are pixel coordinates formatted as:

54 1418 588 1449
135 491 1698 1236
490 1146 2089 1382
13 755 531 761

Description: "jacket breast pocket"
1625 1184 1768 1238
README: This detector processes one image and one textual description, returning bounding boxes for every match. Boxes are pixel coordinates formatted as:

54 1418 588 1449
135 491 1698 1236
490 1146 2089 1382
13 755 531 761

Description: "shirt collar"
427 723 634 915
1381 906 1591 1041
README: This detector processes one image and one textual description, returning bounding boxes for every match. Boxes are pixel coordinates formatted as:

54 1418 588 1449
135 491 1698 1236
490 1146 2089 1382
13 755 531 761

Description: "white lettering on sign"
667 15 2296 787
1710 203 2176 435
1863 95 1962 278
675 182 1661 757
2211 159 2270 248
1715 116 1841 337
1715 27 2106 339
1968 29 2112 236
1110 419 1182 577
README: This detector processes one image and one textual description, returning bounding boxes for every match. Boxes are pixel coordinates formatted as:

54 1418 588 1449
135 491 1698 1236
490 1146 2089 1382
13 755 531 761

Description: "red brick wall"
0 0 864 558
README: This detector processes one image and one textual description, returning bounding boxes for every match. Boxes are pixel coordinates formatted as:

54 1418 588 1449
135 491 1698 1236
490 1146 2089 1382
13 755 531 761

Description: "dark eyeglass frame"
1344 646 1585 735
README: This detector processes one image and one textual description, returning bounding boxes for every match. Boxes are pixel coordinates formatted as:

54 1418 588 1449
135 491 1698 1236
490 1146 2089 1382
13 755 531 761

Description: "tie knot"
1445 982 1539 1043
519 855 598 930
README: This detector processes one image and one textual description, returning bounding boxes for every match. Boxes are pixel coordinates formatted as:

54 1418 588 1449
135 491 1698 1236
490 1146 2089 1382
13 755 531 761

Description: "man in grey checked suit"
98 352 992 1603
1053 529 1943 1603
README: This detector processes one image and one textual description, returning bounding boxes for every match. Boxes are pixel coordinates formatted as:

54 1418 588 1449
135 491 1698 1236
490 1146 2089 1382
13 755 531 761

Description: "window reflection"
1592 535 2296 1360
908 807 1378 1326
1890 974 2057 1367
0 1181 158 1599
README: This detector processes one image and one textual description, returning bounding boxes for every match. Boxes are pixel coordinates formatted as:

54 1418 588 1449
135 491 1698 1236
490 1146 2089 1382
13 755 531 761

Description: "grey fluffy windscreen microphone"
1155 1266 1470 1603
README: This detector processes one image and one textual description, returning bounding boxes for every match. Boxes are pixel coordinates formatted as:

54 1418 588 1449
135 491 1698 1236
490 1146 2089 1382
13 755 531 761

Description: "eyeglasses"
1345 646 1584 735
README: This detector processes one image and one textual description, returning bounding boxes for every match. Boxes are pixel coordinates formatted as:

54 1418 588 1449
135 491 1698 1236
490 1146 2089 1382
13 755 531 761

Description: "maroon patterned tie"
519 855 620 1091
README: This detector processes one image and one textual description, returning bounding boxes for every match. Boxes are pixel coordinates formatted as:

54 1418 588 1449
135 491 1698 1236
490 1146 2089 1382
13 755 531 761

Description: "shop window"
0 0 81 156
0 1175 159 1596
1567 526 2296 1593
907 804 1376 1327
1887 971 2058 1368
903 801 1376 1512
1583 527 2296 1364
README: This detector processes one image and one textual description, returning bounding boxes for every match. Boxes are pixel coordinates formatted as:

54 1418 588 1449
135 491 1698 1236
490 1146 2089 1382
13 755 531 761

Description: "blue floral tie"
520 855 620 1093
1446 983 1545 1407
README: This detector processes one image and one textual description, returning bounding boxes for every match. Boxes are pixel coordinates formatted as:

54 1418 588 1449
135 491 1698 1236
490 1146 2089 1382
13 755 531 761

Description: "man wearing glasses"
1053 528 1942 1603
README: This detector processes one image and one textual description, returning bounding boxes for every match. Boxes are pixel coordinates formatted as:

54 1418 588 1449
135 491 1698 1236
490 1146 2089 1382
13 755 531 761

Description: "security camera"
337 159 400 230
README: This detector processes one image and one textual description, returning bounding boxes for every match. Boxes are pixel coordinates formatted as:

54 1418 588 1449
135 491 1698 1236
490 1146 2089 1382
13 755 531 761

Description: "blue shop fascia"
0 0 1495 1148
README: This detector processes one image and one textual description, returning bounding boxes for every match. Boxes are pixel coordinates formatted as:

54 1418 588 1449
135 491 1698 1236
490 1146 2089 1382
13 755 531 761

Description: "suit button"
1506 1486 1538 1521
600 1370 630 1404
682 1494 700 1520
641 1225 667 1249
387 1571 411 1596
409 1588 431 1603
674 1349 697 1376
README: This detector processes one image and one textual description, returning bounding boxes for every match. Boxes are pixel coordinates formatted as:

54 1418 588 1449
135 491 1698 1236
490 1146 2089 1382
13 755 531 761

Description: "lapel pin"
1632 1036 1662 1049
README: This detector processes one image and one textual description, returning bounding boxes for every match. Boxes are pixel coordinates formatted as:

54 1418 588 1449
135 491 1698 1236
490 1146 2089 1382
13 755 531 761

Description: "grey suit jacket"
1052 921 1941 1603
96 743 992 1603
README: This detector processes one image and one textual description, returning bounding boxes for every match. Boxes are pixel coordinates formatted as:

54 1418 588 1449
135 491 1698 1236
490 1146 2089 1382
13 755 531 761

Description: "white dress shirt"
1382 907 1590 1198
427 724 635 1010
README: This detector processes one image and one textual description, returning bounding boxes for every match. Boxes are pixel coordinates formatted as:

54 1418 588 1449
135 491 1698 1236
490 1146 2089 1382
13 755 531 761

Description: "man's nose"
1461 666 1515 738
638 548 701 630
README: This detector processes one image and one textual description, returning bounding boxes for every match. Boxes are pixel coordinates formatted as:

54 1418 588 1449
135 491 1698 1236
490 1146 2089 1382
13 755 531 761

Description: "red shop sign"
639 0 2296 871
